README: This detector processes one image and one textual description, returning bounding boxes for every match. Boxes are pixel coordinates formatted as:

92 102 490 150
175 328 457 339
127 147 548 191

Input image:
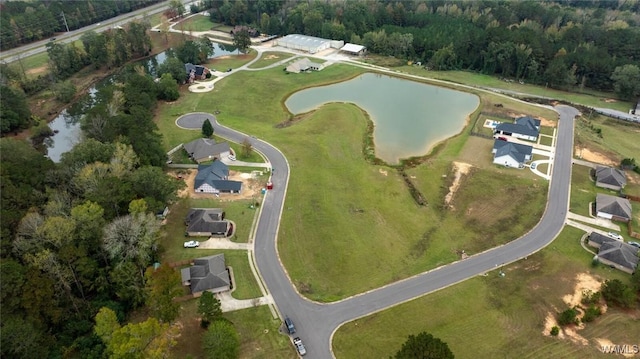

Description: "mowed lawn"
333 226 640 359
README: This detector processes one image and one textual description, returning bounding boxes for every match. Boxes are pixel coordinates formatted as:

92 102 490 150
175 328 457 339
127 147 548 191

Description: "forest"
204 0 640 96
1 1 640 358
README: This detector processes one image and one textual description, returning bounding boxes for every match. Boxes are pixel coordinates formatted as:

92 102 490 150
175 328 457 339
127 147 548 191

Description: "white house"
492 140 533 168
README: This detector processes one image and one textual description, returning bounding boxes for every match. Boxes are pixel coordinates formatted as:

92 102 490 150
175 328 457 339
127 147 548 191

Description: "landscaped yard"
332 226 639 359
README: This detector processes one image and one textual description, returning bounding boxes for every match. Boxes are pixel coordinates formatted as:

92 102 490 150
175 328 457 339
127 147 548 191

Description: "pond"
285 73 479 164
45 42 237 162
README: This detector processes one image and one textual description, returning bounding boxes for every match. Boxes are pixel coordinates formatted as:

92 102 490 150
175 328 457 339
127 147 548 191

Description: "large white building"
275 34 342 54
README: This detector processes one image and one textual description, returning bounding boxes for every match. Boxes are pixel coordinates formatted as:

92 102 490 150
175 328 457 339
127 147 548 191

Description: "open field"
169 300 293 359
176 14 215 31
333 226 639 359
381 64 633 112
574 113 640 164
208 51 258 71
248 52 296 69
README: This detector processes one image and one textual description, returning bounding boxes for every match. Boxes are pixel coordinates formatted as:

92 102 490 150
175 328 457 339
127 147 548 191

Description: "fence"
167 143 183 156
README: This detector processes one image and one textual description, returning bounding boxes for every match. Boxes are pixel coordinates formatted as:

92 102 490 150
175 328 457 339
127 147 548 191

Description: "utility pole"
60 11 70 32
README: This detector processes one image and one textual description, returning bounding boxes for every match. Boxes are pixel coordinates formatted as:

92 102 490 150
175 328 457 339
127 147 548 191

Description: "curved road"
213 104 579 358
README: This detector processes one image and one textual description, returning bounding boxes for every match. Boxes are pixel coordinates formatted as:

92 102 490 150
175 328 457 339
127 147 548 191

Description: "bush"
53 80 77 103
601 279 635 308
550 326 560 336
581 290 601 305
557 307 579 326
582 305 602 323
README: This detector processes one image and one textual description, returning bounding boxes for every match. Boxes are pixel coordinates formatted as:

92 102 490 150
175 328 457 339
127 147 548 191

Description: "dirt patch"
444 162 472 209
562 273 602 309
26 65 48 76
575 147 618 166
543 312 564 338
263 54 279 60
379 168 388 176
603 99 617 103
172 169 264 200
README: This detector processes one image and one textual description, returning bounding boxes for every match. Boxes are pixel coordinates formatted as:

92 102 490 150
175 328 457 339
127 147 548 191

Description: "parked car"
607 232 623 241
293 337 306 356
226 68 233 72
628 241 640 248
284 317 295 334
498 136 508 141
184 240 200 248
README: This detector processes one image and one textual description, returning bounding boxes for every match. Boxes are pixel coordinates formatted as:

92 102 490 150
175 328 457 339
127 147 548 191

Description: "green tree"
232 29 252 54
95 307 178 359
157 73 180 101
145 265 183 323
241 137 253 158
601 279 635 308
197 291 223 327
202 320 240 359
202 119 214 137
557 307 579 325
611 64 640 100
394 332 454 359
0 85 31 134
52 80 77 103
157 57 187 84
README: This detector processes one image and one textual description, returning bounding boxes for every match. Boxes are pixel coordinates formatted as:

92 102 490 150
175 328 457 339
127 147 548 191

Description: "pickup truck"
293 337 306 356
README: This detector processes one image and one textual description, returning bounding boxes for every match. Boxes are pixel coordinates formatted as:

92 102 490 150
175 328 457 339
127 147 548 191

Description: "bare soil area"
575 147 618 166
263 54 279 60
171 169 265 200
445 162 472 209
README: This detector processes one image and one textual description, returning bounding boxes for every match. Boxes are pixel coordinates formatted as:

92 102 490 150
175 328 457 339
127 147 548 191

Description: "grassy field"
574 112 640 163
332 226 639 359
248 52 296 69
208 51 258 71
380 65 633 112
154 63 557 301
176 14 215 31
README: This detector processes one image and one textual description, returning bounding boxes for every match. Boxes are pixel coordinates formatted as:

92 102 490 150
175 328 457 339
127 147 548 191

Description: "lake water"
285 73 479 164
46 42 237 162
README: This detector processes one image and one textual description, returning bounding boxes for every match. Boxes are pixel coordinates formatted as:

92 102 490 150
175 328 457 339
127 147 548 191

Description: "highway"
214 105 579 358
0 0 194 63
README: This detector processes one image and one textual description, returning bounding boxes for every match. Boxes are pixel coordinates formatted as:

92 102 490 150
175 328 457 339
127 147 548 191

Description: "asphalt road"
0 0 194 63
213 105 579 358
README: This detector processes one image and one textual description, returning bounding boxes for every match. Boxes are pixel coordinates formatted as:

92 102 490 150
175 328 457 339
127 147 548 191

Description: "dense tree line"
0 0 162 50
206 0 640 97
0 62 184 357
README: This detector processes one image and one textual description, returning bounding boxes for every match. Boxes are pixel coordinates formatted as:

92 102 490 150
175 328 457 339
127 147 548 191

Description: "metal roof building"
275 34 332 54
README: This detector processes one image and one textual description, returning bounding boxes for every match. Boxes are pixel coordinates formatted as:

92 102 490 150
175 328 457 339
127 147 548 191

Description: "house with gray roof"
588 232 639 274
185 208 231 237
285 58 324 73
183 138 231 163
492 139 533 168
185 63 209 83
595 193 632 222
494 116 541 141
181 254 231 294
194 161 243 194
594 166 626 191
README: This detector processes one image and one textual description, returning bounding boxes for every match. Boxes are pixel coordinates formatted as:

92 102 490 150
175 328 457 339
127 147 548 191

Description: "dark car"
284 317 295 334
226 68 232 72
498 136 508 141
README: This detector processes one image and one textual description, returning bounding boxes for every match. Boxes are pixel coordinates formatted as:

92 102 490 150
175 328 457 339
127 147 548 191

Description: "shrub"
582 305 602 323
550 326 560 336
581 290 601 305
601 279 635 308
557 307 579 326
